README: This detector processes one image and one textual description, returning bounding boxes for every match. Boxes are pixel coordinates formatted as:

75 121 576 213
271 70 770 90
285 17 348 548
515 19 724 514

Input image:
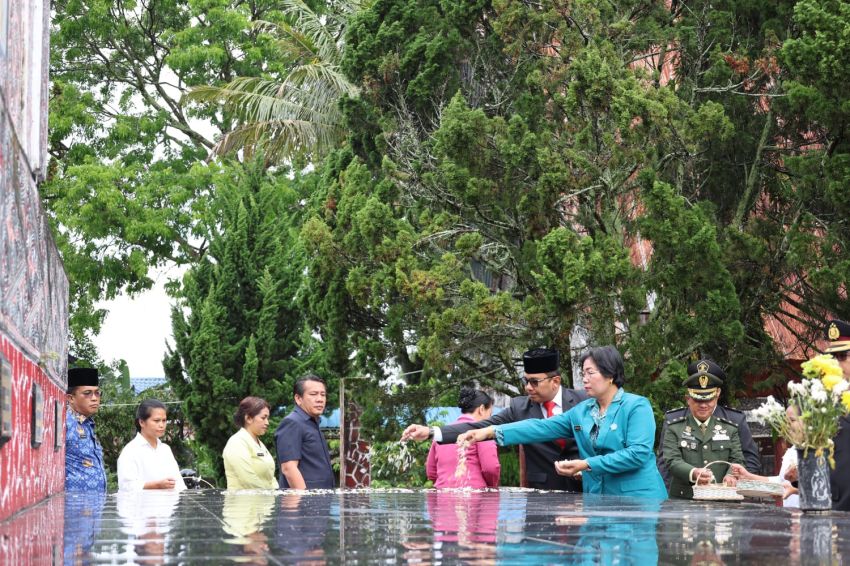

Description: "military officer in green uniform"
662 359 746 499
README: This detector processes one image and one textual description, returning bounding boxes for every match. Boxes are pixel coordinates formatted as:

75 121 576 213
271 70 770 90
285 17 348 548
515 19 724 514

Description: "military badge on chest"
680 426 698 450
712 424 730 442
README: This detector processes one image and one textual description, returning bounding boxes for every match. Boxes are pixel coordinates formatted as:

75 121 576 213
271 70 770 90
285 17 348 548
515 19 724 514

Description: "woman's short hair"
579 346 626 388
234 396 271 427
135 399 167 432
458 387 493 414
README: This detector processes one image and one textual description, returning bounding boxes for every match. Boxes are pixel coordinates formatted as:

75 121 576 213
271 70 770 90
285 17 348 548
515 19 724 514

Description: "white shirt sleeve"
433 427 443 443
778 447 798 479
117 442 147 492
164 444 188 491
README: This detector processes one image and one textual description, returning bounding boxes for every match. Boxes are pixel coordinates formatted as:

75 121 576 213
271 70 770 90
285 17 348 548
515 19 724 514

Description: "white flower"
752 396 784 424
811 382 828 403
788 381 805 396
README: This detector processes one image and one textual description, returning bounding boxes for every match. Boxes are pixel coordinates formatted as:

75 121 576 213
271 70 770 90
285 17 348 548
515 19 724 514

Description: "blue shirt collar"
67 406 95 426
293 404 321 424
591 387 624 414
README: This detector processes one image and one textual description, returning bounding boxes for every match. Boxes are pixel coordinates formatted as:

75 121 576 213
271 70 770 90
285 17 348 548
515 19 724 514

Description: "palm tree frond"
186 0 363 164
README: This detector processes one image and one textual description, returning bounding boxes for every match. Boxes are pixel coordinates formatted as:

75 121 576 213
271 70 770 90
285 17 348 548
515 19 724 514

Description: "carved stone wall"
0 0 69 521
342 401 370 488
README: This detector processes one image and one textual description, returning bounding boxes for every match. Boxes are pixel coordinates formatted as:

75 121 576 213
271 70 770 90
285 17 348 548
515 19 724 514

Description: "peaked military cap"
683 358 724 401
523 347 559 374
825 319 850 354
68 367 99 389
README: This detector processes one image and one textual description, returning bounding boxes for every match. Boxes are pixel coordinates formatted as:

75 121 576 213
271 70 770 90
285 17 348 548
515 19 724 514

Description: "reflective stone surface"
7 488 850 564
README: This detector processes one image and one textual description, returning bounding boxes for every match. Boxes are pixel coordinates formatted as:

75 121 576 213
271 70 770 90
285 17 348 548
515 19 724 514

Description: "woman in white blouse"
117 399 187 491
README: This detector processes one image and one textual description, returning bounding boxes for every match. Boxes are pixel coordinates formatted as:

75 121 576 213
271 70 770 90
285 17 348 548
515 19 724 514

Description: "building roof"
131 377 168 393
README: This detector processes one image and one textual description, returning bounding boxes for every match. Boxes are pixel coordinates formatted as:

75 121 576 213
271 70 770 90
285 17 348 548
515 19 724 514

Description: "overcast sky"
92 266 184 378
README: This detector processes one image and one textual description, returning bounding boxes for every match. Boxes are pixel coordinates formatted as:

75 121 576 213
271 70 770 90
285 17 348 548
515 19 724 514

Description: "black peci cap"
523 347 560 374
68 367 99 389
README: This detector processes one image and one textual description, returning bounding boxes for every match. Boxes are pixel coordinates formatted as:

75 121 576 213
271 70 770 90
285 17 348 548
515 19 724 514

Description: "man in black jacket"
824 319 850 512
401 347 587 491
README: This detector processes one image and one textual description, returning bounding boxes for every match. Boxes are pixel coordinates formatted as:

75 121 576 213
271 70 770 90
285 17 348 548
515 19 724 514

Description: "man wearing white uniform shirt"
117 399 187 491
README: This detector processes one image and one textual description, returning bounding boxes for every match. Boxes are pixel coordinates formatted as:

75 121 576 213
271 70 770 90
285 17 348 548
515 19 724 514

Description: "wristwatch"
427 426 435 440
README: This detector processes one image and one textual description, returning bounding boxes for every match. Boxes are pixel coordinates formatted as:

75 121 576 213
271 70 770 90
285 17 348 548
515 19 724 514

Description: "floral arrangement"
752 354 850 464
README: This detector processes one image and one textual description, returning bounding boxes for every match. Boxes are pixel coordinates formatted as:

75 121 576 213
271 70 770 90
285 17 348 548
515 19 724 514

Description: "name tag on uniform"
713 434 729 441
573 425 582 432
83 459 93 467
257 451 265 457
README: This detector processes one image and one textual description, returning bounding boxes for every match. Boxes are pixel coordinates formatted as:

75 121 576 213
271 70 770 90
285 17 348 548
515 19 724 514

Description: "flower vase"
796 448 832 512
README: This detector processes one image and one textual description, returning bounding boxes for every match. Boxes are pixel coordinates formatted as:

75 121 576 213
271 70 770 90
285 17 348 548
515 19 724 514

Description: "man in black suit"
825 319 850 512
401 347 587 491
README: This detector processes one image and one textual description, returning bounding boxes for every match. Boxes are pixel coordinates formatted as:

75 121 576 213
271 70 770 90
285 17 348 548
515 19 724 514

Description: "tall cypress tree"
163 159 314 477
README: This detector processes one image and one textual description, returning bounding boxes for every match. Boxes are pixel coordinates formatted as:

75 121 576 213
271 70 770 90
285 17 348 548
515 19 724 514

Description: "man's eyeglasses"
521 376 555 388
78 389 103 399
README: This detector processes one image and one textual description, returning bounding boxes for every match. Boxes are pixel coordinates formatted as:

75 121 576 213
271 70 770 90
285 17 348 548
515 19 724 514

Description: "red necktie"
544 401 566 449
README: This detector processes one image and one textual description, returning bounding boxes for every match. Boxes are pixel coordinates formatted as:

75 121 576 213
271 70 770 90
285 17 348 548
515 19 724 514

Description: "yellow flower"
843 391 850 413
823 360 844 379
822 373 844 392
805 355 843 380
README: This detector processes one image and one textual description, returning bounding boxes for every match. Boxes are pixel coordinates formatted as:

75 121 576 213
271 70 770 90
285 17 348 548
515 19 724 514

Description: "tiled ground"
5 488 850 564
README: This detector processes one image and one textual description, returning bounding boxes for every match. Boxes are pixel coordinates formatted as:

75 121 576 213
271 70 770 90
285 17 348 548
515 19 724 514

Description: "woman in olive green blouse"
223 397 278 490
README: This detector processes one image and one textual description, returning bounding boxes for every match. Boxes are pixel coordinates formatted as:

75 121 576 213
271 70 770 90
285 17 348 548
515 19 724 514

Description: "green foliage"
46 0 305 345
305 0 694 431
298 0 850 435
163 158 321 479
497 447 520 487
51 0 850 466
627 175 745 396
369 440 432 488
186 0 361 164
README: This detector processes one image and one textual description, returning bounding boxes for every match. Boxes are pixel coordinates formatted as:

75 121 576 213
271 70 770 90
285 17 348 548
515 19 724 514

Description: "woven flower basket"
736 479 785 498
691 461 744 501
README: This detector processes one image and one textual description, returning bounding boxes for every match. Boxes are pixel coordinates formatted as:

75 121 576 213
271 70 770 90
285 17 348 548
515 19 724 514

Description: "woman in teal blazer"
460 346 667 500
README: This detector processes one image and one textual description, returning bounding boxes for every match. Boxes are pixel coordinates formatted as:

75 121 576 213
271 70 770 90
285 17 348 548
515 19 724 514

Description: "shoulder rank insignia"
715 416 737 427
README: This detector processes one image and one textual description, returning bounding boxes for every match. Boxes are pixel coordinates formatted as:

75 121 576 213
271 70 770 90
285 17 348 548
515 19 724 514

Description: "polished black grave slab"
12 488 850 564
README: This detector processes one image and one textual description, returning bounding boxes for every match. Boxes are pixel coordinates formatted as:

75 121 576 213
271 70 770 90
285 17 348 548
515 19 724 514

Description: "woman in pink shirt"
426 388 501 488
